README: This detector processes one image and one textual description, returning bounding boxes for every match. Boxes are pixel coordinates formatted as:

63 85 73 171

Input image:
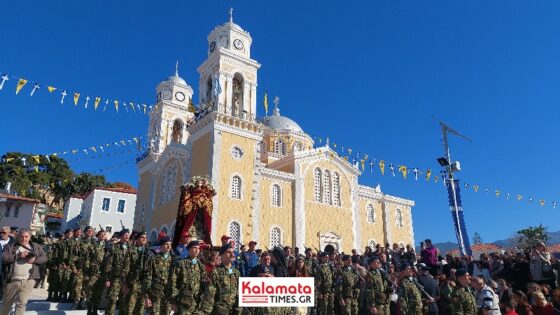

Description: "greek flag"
213 75 222 97
446 179 472 257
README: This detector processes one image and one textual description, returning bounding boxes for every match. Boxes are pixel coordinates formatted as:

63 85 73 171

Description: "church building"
134 11 415 252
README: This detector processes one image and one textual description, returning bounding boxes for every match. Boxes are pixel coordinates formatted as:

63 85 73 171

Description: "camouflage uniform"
59 238 73 301
104 241 131 315
315 261 335 315
46 242 61 300
199 264 241 315
364 269 392 315
450 284 477 315
67 237 86 301
336 265 361 315
86 238 108 315
121 245 152 315
168 256 207 314
143 252 173 315
305 257 318 276
75 237 95 303
398 277 423 315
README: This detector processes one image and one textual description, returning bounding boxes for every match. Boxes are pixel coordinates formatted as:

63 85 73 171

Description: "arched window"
206 77 213 103
171 119 183 143
367 204 375 223
270 227 282 247
275 139 286 156
332 172 340 206
229 221 241 249
160 165 177 205
232 73 244 117
314 168 322 202
323 170 331 204
231 175 242 200
272 184 281 207
396 209 403 228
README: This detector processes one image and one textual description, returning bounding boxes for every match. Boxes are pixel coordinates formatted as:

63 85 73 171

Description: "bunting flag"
379 160 385 176
264 92 269 115
473 185 479 192
94 97 101 110
73 92 80 106
516 195 523 201
61 90 67 104
30 83 40 96
114 100 119 112
47 86 57 93
389 164 396 177
84 96 90 109
34 166 39 172
412 167 421 180
495 190 501 198
0 74 9 90
32 155 40 164
369 160 374 173
360 159 365 171
425 169 432 181
539 200 545 206
15 78 28 95
553 202 558 209
399 165 408 179
434 175 439 183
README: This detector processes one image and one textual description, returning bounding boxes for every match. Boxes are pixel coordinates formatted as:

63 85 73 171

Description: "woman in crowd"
513 290 533 315
531 291 555 315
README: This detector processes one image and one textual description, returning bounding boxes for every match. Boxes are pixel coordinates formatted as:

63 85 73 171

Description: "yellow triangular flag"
73 93 80 106
47 86 57 93
5 158 15 162
361 160 365 171
15 78 28 95
264 92 269 115
425 169 432 181
399 165 408 179
539 200 545 206
495 190 501 198
32 155 40 164
94 97 101 110
516 194 523 201
379 160 385 175
143 104 147 114
34 166 39 172
114 100 119 112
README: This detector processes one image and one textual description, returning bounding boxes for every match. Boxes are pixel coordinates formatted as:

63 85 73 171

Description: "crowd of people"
0 225 559 315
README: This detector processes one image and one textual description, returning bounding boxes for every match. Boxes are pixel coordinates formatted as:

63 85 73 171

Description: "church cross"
175 60 179 76
229 8 234 23
0 74 9 90
273 96 280 109
60 90 67 104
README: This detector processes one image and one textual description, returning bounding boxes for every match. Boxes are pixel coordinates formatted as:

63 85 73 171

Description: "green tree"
517 224 549 249
472 232 483 245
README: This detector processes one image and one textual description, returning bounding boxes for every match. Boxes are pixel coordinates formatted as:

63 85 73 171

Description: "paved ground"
2 287 89 314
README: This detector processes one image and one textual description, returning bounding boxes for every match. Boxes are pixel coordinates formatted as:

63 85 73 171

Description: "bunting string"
0 71 153 116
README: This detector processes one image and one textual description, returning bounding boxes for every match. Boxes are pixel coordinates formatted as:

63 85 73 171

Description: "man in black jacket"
1 228 47 315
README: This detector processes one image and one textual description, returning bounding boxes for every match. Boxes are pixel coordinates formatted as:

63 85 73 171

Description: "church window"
332 172 340 206
232 73 244 117
270 227 282 247
4 203 11 217
367 204 375 223
314 168 322 202
275 139 286 156
171 119 183 143
323 170 331 204
160 165 178 205
231 146 243 159
231 175 242 200
149 230 157 244
14 204 20 218
229 221 241 250
396 209 403 228
272 184 281 207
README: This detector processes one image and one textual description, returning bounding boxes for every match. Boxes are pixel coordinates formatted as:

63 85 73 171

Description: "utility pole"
437 120 473 257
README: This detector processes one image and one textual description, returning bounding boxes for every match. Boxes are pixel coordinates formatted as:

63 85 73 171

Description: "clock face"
233 39 244 50
162 89 172 100
209 41 216 53
175 91 185 102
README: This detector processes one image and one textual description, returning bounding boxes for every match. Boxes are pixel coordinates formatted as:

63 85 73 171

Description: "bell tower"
197 8 261 120
148 63 194 154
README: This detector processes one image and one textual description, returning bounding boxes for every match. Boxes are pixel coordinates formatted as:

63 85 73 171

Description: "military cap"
368 255 380 264
158 236 171 246
64 229 72 234
249 240 257 246
73 227 81 232
83 226 93 232
342 255 351 261
304 248 312 253
455 268 469 277
351 255 360 264
400 263 412 272
186 240 201 250
119 228 130 236
219 242 233 255
10 226 18 231
136 231 147 237
417 262 429 271
296 254 305 261
318 252 328 258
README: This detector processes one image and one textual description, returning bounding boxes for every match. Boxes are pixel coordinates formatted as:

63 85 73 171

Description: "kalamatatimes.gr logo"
239 277 315 307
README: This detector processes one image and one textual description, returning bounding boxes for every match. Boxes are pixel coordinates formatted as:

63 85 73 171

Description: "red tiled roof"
548 244 560 253
0 193 40 203
447 243 503 255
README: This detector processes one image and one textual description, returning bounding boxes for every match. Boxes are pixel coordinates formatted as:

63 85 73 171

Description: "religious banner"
446 179 472 257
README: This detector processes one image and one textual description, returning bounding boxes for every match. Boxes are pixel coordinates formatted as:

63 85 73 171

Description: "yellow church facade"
134 13 415 252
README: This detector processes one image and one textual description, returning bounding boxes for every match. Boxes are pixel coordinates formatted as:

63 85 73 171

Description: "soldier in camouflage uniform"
450 269 477 315
46 236 62 301
336 255 362 315
121 231 152 315
87 229 108 315
143 235 173 315
73 226 95 309
104 229 132 315
364 256 393 315
168 240 207 314
304 248 318 276
315 252 335 315
199 242 241 315
58 229 73 302
397 264 423 315
67 228 84 304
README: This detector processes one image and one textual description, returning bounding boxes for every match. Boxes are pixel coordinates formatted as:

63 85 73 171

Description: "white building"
62 187 137 234
0 192 45 235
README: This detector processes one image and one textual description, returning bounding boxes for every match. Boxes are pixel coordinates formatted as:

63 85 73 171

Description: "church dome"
263 107 303 133
165 74 187 86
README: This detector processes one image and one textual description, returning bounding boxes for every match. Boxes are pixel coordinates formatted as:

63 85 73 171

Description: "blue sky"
2 1 560 244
